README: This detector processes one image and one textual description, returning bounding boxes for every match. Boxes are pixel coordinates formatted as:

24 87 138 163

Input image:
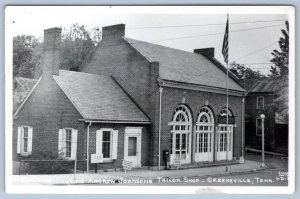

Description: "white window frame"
58 128 78 160
257 96 264 109
17 126 33 156
256 118 263 136
95 128 118 162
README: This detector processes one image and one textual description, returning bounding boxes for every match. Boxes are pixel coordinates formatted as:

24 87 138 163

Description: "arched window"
171 105 192 131
196 106 214 130
219 107 233 117
170 105 192 164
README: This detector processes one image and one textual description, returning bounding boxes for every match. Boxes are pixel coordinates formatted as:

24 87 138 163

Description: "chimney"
194 48 215 58
41 27 62 77
102 24 125 43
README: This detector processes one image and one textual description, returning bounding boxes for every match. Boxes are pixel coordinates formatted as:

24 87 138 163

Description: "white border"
5 6 295 194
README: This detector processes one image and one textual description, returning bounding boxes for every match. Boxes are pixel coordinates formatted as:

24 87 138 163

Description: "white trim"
13 77 42 118
18 126 33 156
97 128 114 161
257 96 265 109
161 79 245 96
124 127 142 167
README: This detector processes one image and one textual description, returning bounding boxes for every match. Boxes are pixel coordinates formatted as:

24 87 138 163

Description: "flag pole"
226 13 229 173
222 13 229 172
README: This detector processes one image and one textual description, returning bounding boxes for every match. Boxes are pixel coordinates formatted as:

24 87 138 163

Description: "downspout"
87 122 92 172
240 95 246 163
158 86 163 170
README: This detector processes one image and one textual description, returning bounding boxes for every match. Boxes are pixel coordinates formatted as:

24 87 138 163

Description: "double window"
58 128 78 160
95 129 118 162
17 126 33 156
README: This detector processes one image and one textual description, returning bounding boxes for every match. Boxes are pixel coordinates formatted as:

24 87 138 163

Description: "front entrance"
124 127 142 167
216 124 233 161
194 107 215 162
169 105 192 165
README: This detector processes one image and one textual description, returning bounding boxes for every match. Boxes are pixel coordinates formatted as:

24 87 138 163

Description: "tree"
14 23 101 78
229 61 265 79
269 21 289 77
13 35 41 78
59 23 101 71
272 76 289 123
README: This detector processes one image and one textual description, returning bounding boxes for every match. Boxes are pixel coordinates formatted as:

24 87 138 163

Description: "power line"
241 63 273 65
149 23 284 43
233 41 278 62
127 19 286 30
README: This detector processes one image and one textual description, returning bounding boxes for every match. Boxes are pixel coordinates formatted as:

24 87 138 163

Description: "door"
216 125 233 161
194 107 215 162
124 127 142 167
170 132 192 165
195 132 214 162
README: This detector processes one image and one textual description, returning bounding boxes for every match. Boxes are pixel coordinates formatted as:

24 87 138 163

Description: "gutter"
158 86 163 170
86 122 92 172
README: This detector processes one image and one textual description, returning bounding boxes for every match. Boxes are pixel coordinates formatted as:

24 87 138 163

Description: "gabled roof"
53 70 150 123
244 76 288 93
124 37 245 92
13 77 40 114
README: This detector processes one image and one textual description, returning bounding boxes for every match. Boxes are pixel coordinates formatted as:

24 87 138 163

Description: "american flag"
222 15 229 64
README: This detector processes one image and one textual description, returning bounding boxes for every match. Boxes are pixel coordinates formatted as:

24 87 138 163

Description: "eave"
159 79 246 97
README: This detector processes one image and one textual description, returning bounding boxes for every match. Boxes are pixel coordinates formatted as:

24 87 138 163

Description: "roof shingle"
124 37 245 92
53 70 150 122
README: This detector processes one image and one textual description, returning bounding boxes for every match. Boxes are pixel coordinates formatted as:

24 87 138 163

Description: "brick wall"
13 77 86 171
81 37 160 166
245 94 276 150
87 123 149 170
158 87 244 165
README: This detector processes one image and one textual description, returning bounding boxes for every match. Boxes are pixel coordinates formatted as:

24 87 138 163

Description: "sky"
6 6 290 75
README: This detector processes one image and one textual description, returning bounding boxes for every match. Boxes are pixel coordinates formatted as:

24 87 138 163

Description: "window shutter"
27 127 33 154
62 129 67 157
70 129 78 160
112 130 118 159
17 127 22 154
96 130 103 156
58 129 63 157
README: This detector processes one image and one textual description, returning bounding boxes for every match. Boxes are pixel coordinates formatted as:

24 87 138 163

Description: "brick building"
13 24 246 173
240 77 288 154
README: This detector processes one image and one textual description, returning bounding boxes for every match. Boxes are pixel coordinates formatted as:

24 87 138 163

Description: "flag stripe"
222 16 229 64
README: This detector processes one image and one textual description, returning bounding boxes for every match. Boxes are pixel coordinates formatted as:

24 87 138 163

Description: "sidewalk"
13 160 266 185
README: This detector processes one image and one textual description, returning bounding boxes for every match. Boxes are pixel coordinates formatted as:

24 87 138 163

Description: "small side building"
13 28 150 174
241 77 288 154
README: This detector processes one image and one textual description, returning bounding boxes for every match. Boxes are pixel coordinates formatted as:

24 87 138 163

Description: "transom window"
219 107 233 117
196 106 214 132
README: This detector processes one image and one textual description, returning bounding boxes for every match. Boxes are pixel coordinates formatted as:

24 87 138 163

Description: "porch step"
168 160 240 170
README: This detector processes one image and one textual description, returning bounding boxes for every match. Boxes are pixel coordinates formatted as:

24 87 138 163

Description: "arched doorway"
170 105 192 165
195 106 215 162
216 107 234 161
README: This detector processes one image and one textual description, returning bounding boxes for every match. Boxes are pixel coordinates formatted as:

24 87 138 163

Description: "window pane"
103 142 110 158
175 134 180 150
181 133 186 150
103 131 111 142
65 129 72 157
128 137 137 156
66 142 71 157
